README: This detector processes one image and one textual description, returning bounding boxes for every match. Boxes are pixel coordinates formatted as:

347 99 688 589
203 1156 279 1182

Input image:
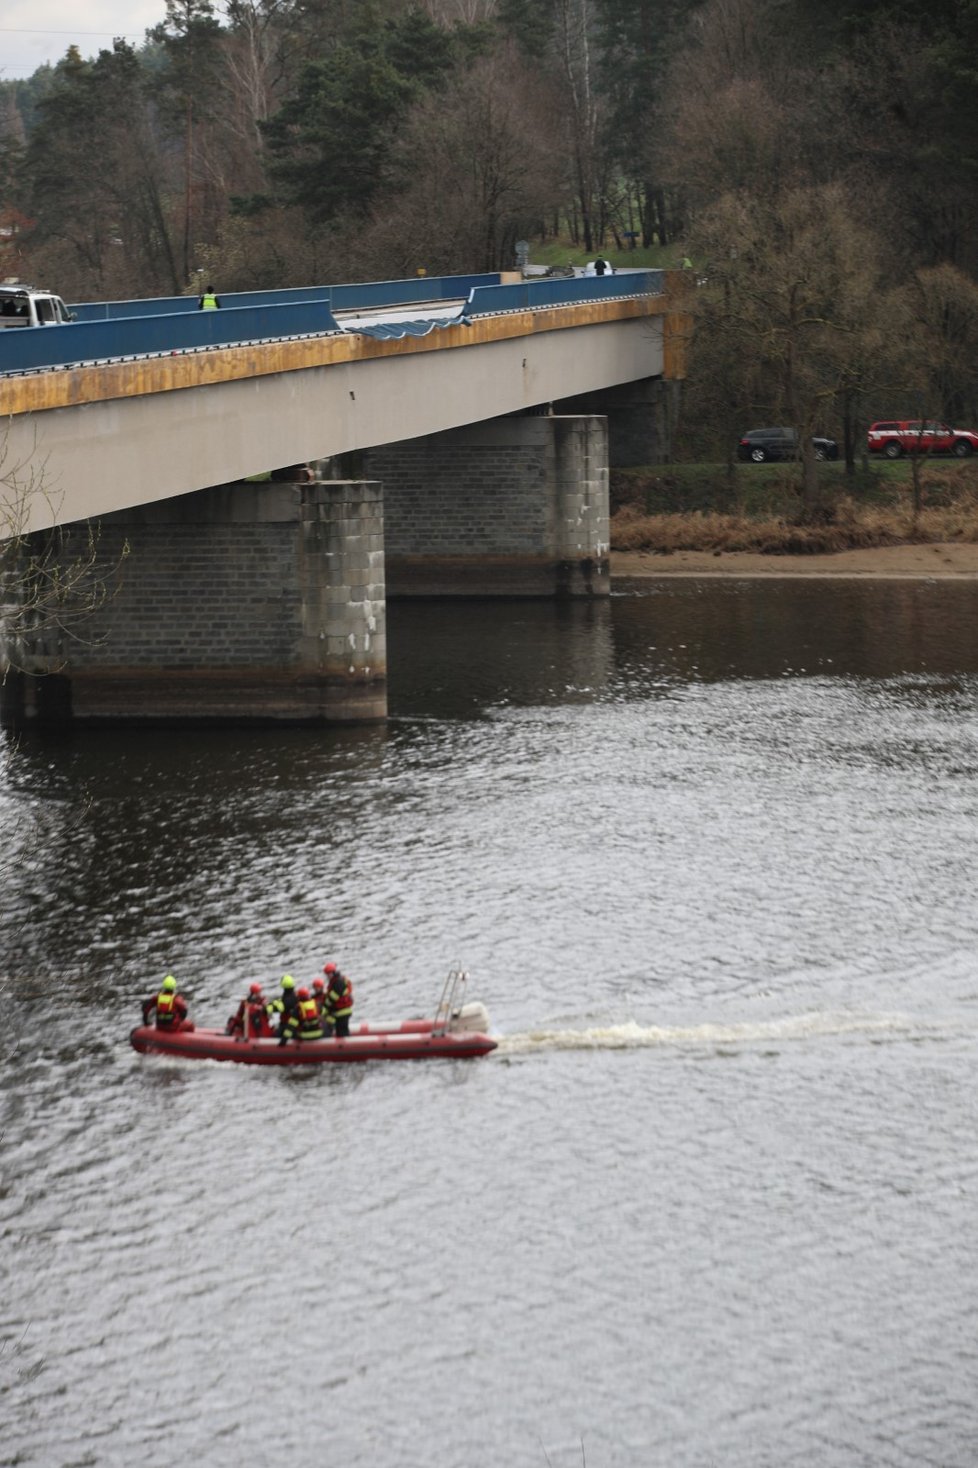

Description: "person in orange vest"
142 975 191 1030
282 986 324 1043
322 963 354 1037
226 981 272 1038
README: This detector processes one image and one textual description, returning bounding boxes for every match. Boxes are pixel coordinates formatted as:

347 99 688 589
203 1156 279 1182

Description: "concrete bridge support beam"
367 414 609 598
553 375 673 466
0 479 386 727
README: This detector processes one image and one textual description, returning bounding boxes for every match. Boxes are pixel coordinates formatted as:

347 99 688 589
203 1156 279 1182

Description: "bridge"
1 269 689 728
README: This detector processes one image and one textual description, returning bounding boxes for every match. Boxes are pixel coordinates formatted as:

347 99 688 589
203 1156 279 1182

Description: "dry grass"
609 470 978 556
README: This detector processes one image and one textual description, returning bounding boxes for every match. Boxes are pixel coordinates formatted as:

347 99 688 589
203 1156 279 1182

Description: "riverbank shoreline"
611 543 978 579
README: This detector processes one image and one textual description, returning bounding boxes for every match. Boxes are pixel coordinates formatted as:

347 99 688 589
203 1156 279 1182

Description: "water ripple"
4 584 978 1466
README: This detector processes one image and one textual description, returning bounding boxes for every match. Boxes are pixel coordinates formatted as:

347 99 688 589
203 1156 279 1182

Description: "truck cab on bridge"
0 283 75 327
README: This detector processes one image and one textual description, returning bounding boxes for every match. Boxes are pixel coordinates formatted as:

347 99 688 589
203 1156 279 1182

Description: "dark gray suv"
737 427 839 463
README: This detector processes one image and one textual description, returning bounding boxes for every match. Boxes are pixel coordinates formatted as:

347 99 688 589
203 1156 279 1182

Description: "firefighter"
226 981 270 1038
323 965 354 1038
317 962 339 1021
267 974 301 1045
312 975 327 1018
283 987 324 1043
142 975 190 1030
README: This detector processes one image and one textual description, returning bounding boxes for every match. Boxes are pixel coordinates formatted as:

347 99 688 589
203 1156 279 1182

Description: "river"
2 576 978 1467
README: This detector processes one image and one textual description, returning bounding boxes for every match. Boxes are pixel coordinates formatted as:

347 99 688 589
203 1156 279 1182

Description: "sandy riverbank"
611 543 978 578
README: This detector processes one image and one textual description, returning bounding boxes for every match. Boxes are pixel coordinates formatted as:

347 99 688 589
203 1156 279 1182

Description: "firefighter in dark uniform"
322 963 354 1038
283 987 325 1043
267 974 301 1045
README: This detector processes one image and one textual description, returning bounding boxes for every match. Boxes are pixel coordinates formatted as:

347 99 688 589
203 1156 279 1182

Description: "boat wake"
495 1010 965 1055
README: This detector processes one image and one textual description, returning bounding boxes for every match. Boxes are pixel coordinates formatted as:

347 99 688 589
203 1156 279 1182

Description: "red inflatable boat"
130 974 496 1066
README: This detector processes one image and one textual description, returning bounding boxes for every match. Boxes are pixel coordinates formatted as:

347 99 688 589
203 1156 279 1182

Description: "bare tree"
660 0 801 214
0 429 126 680
904 265 978 426
219 0 291 168
871 264 978 517
418 0 500 20
553 0 604 252
356 44 560 276
687 181 891 514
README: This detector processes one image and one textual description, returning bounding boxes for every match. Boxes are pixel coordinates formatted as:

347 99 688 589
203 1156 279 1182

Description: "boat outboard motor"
450 1001 491 1034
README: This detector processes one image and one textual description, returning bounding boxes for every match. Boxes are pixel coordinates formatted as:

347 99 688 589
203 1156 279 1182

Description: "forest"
4 0 978 463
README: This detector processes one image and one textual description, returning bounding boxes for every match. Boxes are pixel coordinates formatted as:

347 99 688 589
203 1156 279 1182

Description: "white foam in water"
495 1010 962 1055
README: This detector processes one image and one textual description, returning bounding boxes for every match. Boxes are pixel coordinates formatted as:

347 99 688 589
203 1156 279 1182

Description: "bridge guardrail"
463 270 664 317
70 274 502 323
1 272 665 379
0 299 344 377
71 290 330 322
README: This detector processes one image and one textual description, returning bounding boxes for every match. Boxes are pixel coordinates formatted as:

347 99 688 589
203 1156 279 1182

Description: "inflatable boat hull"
130 1022 496 1065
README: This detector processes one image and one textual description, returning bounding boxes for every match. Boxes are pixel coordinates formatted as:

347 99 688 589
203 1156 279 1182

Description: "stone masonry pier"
1 408 616 726
0 479 386 727
368 414 610 598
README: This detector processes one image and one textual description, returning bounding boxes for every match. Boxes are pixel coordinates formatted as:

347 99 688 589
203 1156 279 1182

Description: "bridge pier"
367 414 609 598
553 376 674 465
0 479 386 727
2 412 614 727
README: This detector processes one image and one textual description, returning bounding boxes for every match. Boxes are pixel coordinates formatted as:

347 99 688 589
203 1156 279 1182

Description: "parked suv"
737 427 839 463
0 283 75 327
867 420 978 458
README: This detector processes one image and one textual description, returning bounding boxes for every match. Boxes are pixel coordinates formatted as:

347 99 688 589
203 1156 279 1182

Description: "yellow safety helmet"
281 974 295 989
162 975 177 992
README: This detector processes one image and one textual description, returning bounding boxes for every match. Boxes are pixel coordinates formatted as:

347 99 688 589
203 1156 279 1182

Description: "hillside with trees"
4 0 978 463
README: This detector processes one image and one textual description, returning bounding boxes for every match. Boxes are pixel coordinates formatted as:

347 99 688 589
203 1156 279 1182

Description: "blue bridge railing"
0 300 343 376
70 274 500 323
464 271 663 317
0 272 663 377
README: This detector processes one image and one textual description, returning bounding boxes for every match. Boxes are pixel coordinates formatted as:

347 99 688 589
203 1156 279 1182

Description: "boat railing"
432 965 469 1036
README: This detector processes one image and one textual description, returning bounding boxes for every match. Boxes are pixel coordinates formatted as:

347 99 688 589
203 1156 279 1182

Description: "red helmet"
249 982 262 995
313 977 324 991
297 986 310 1000
323 962 337 975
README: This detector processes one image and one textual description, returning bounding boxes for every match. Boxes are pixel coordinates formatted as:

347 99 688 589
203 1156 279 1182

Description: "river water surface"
2 576 978 1467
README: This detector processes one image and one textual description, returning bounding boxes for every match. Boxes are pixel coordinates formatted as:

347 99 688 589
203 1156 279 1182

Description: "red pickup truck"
867 420 978 458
